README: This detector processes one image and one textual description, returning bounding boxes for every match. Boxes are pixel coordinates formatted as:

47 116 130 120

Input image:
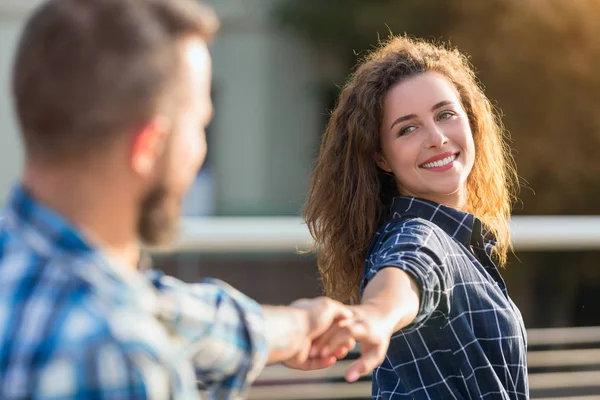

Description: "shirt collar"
7 183 94 255
389 196 481 248
5 184 157 308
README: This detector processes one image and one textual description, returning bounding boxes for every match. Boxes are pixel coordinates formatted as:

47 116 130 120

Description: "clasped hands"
284 297 393 383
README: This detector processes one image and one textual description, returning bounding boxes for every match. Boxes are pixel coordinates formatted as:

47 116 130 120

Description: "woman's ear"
374 152 393 173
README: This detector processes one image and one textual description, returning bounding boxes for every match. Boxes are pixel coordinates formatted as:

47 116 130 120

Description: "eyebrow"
389 100 454 130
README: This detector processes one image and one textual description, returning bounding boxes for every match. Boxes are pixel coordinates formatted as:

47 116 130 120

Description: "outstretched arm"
151 272 352 397
266 297 354 370
346 268 420 380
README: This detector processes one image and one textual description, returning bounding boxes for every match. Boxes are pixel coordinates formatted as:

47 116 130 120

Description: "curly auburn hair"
304 35 519 304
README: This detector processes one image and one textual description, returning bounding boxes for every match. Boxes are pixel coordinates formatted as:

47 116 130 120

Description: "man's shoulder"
0 255 168 390
0 253 110 353
0 229 118 363
0 221 87 302
0 284 170 398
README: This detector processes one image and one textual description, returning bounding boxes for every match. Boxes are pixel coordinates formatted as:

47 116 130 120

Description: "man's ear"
130 116 171 177
374 152 393 173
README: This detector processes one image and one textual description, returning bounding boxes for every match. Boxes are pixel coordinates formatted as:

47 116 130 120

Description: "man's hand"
282 297 354 370
262 297 353 369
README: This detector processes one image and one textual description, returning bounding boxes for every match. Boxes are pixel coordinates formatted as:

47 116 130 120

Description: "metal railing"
166 215 600 398
152 215 600 254
249 326 600 399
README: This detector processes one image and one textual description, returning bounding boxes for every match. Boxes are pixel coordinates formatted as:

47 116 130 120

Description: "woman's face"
376 72 475 209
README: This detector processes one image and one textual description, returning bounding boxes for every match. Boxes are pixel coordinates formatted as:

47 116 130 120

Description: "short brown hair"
12 0 219 161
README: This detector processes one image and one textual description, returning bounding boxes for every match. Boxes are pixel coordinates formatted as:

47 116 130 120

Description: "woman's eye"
438 110 455 120
398 125 416 136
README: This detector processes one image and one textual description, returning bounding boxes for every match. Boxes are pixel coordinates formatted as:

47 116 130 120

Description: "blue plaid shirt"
0 185 268 399
361 197 528 399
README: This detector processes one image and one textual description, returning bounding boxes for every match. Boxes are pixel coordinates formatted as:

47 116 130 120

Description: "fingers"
290 297 352 333
305 318 357 363
340 318 371 342
332 341 353 359
319 297 354 325
305 298 353 339
310 319 351 355
295 355 338 371
286 300 390 381
314 319 364 358
312 320 344 348
333 317 388 383
321 332 356 358
345 346 386 383
333 300 355 320
284 337 337 371
288 297 361 370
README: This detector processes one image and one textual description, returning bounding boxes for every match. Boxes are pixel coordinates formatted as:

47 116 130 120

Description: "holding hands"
309 305 394 382
282 269 421 382
284 299 395 383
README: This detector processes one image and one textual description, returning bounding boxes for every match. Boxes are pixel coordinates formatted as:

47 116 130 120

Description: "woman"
304 35 527 399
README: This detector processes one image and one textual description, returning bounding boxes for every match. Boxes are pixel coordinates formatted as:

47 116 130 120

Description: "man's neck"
22 163 141 270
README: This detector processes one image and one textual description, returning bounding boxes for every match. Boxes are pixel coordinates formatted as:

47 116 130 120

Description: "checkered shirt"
361 197 528 399
0 185 268 399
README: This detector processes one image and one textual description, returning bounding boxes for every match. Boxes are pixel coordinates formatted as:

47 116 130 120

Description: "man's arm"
263 298 354 368
262 305 310 364
150 273 352 396
153 274 268 393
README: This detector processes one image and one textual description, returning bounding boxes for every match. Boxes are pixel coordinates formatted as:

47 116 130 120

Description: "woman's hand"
310 305 396 382
280 297 354 371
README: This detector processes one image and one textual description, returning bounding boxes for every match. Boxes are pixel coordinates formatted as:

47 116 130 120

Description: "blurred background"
1 0 600 398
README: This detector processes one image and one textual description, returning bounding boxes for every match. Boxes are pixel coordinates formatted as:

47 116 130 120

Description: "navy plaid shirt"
361 197 528 399
0 185 268 399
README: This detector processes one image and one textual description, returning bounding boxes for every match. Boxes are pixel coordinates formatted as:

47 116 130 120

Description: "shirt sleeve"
149 272 268 399
362 219 453 330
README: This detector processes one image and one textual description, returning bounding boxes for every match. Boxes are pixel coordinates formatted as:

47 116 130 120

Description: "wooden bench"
248 326 600 399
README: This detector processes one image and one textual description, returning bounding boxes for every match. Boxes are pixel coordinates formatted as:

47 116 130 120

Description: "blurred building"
173 0 328 302
201 0 324 216
0 0 29 204
0 0 326 304
0 0 323 217
2 0 599 329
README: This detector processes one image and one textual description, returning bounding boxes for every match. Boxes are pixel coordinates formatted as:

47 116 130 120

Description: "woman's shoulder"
369 216 447 253
379 215 442 237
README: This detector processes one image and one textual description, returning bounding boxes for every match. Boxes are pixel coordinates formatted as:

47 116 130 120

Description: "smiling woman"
303 35 525 399
375 72 475 209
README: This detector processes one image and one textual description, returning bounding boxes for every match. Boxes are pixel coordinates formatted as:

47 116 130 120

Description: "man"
0 0 354 398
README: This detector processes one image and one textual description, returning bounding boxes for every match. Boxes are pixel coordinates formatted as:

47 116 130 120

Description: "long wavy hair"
304 35 519 304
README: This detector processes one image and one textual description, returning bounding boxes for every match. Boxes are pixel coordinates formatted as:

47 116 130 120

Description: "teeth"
421 154 457 169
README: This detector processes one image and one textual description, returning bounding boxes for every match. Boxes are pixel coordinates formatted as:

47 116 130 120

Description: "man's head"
12 0 218 245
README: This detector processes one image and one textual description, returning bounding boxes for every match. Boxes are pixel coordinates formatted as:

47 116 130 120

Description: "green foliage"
274 0 458 78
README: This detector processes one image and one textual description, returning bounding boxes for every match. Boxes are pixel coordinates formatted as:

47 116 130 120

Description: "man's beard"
137 180 182 247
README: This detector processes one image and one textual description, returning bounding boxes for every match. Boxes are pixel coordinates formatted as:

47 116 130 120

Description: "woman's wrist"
352 303 400 336
358 269 421 333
